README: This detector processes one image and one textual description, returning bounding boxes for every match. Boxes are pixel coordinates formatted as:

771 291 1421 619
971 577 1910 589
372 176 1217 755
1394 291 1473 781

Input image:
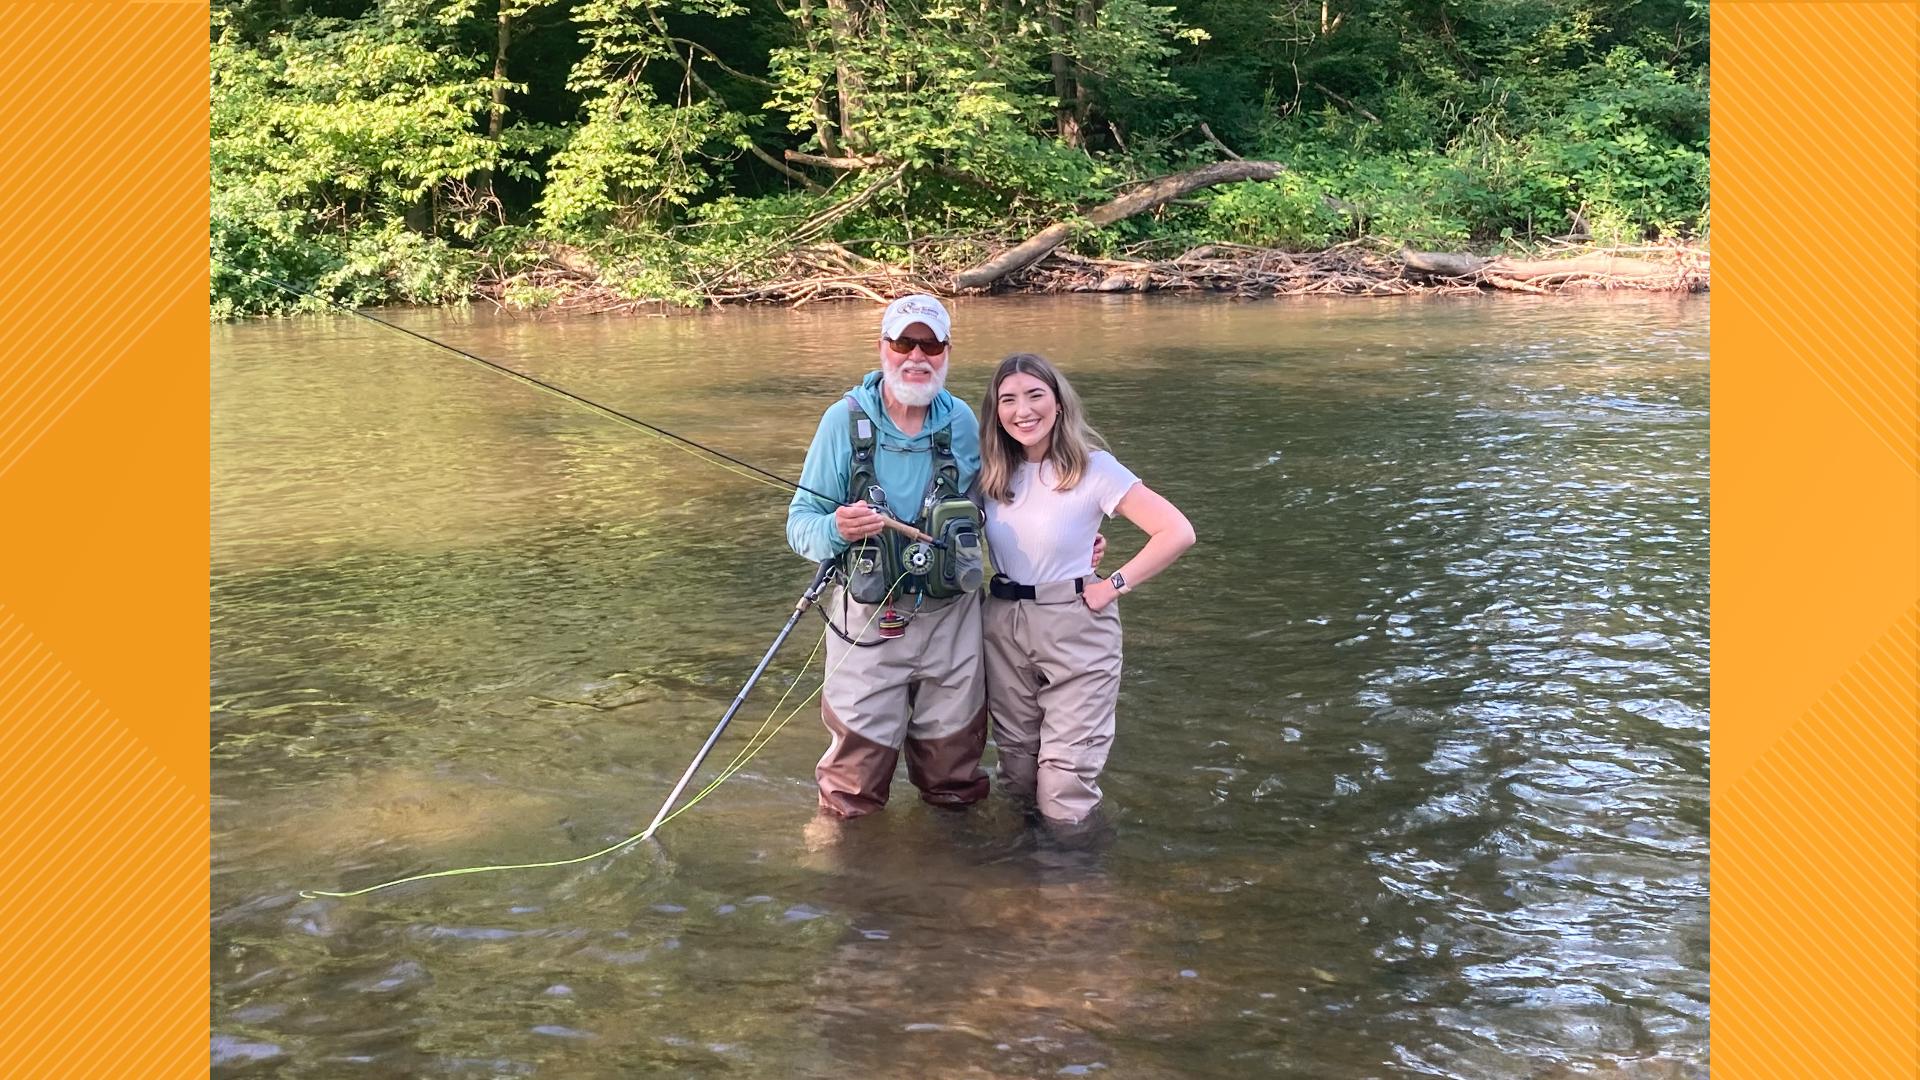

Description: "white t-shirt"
984 450 1141 584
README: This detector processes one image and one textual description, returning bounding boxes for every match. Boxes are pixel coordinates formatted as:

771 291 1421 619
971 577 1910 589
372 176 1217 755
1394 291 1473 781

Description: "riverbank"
475 238 1709 317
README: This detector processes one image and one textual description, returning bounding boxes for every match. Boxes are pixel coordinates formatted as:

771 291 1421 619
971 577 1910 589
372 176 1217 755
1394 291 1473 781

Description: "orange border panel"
1712 3 1919 1078
0 2 210 1077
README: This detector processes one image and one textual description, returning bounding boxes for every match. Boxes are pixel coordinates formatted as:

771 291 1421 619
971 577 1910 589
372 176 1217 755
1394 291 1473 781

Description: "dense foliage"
212 0 1708 315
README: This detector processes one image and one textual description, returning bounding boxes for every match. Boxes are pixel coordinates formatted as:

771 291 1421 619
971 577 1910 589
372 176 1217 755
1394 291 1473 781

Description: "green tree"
210 0 1710 314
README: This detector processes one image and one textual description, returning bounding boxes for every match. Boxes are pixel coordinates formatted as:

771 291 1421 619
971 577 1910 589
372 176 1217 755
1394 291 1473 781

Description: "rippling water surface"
213 293 1708 1077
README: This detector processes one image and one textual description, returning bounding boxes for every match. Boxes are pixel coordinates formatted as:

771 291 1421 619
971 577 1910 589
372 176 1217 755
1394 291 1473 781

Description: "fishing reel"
902 542 935 575
904 515 982 594
900 527 981 595
840 485 987 606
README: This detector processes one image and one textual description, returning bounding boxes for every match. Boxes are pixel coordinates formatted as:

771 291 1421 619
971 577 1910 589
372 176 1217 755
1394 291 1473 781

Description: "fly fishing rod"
234 271 929 898
237 272 940 546
300 559 861 899
639 558 837 839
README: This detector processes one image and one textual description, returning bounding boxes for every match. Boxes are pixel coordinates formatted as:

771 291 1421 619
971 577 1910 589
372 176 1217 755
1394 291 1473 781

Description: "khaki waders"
816 588 990 817
982 576 1124 823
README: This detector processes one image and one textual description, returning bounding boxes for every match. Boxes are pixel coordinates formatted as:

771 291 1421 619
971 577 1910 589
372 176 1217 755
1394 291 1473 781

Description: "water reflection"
214 293 1707 1078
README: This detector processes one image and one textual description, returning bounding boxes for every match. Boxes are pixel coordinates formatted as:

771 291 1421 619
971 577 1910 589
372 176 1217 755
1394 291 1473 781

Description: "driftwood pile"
477 159 1707 312
481 239 1706 313
480 241 930 315
703 243 921 307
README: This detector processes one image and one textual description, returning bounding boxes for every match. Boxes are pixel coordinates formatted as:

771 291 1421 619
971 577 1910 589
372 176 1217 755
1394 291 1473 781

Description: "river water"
212 293 1708 1078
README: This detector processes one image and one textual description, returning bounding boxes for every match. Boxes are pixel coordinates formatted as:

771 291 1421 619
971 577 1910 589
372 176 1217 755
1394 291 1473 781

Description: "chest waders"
839 399 989 613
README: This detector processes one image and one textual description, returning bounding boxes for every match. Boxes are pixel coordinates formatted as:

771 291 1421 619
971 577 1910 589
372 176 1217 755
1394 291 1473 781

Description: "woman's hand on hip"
1083 579 1120 612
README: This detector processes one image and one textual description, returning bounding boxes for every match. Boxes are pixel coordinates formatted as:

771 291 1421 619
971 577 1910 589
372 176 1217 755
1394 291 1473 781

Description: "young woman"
978 353 1195 824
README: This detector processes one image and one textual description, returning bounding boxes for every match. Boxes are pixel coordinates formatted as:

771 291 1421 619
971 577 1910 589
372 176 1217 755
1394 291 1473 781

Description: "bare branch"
785 150 890 170
1197 122 1242 160
672 38 777 87
1312 82 1380 123
747 142 827 193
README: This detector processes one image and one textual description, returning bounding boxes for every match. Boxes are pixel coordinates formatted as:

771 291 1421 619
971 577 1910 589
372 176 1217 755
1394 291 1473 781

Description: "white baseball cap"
880 294 952 342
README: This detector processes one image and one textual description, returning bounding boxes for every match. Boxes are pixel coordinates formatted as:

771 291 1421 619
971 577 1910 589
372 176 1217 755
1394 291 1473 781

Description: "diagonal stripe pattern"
1713 607 1920 1078
0 3 210 481
0 606 208 1076
1711 3 1920 1077
1712 4 1919 475
0 3 211 1077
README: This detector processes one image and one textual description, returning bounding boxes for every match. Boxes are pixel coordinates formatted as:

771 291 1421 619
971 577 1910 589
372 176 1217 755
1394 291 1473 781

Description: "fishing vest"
840 398 988 605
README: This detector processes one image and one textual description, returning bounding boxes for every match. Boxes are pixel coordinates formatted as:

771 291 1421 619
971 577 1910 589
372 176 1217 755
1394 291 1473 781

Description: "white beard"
884 365 946 408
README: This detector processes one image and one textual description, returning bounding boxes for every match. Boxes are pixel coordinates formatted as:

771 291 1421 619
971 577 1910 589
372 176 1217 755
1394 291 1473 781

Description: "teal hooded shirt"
786 370 982 562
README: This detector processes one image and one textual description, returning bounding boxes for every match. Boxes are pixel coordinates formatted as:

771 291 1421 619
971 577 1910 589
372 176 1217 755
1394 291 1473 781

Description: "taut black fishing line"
229 271 935 900
237 271 848 508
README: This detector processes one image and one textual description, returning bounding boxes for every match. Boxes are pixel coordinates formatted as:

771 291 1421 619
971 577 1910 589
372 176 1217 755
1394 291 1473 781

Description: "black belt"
989 576 1086 601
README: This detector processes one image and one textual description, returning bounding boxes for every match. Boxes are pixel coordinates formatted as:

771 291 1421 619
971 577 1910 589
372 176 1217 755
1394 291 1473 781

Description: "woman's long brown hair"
977 353 1108 504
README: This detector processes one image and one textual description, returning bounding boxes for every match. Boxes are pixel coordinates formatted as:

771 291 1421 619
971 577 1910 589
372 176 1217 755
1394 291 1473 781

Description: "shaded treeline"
212 0 1708 315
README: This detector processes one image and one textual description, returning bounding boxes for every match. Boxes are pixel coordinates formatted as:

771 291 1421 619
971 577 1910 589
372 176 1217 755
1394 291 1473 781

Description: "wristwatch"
1108 571 1130 594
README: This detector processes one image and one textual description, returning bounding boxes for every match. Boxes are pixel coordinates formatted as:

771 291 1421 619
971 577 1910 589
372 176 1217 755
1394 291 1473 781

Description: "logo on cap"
882 294 952 341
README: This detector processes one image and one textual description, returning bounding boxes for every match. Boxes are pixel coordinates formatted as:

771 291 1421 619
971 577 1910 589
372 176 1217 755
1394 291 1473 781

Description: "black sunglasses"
886 336 949 357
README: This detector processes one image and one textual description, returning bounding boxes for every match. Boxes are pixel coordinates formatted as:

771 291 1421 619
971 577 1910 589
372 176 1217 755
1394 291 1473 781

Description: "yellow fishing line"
301 566 906 900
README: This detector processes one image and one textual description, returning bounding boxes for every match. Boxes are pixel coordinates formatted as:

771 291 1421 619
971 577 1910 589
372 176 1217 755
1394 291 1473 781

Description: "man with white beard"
786 294 992 819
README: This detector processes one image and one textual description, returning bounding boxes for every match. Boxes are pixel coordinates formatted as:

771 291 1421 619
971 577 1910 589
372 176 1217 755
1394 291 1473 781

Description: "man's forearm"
787 501 847 561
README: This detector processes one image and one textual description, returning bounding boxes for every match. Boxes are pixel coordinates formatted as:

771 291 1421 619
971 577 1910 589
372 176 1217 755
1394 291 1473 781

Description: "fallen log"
1400 250 1487 278
1401 249 1696 288
951 160 1294 290
1492 254 1682 283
